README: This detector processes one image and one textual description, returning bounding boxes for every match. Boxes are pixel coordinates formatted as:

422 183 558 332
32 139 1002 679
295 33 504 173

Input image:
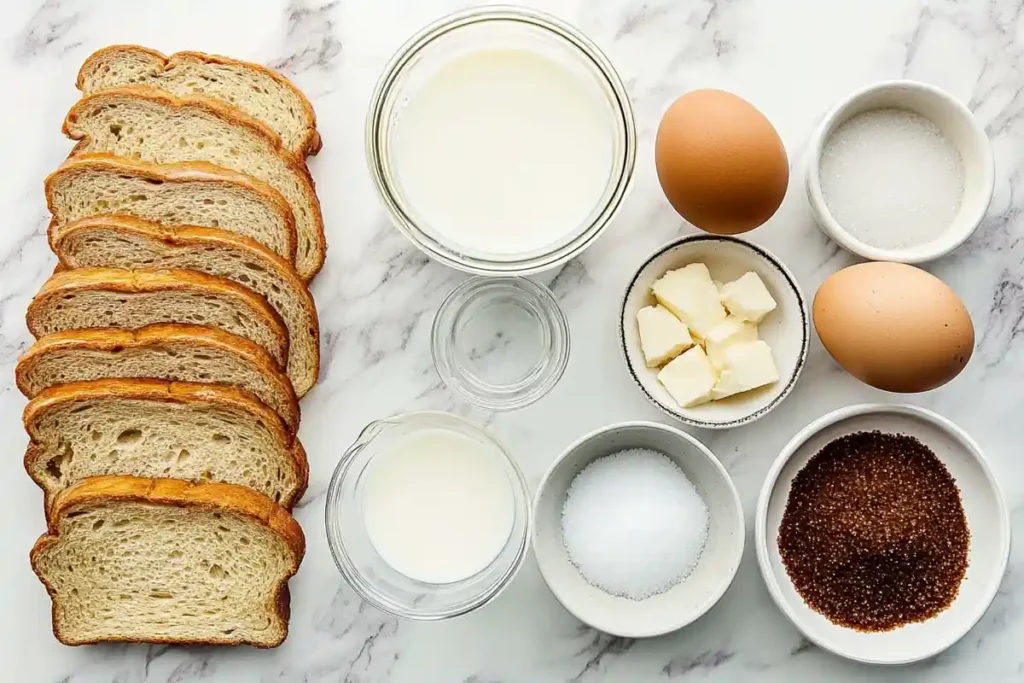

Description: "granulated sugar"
560 448 709 600
819 108 964 250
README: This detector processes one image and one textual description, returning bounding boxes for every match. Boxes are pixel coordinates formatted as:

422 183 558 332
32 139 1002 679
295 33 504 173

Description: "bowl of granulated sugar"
806 80 994 264
532 421 744 637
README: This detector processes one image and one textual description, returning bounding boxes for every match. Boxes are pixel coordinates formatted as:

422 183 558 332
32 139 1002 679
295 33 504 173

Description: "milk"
392 49 615 257
362 428 515 584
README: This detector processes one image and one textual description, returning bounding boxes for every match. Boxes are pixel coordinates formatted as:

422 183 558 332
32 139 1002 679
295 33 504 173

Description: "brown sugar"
778 431 969 632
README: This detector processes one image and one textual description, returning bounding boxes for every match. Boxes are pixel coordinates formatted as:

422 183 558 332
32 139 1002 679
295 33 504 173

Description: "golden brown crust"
289 440 309 506
27 266 289 369
46 475 305 563
308 130 323 156
23 377 294 443
54 215 319 396
30 475 304 648
23 378 308 509
76 45 321 156
15 324 300 433
63 86 326 279
45 153 298 263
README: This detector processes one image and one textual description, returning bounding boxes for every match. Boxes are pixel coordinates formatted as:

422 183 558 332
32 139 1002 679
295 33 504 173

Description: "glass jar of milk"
325 412 531 619
367 6 636 275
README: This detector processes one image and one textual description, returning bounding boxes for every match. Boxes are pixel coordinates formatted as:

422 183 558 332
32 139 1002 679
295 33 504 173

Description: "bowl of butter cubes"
620 235 810 429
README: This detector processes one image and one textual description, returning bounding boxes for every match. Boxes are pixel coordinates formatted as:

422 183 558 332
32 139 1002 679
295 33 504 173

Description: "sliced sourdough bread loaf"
31 475 304 647
16 325 299 434
64 86 325 280
54 216 319 397
46 154 297 262
27 267 289 371
24 379 308 511
77 45 321 157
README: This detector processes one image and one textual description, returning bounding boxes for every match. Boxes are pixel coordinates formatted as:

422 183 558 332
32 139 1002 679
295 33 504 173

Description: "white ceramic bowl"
806 80 994 263
756 404 1010 665
533 421 744 638
620 235 809 429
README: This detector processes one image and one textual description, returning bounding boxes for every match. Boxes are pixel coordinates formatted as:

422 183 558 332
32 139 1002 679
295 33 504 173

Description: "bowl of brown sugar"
755 404 1010 665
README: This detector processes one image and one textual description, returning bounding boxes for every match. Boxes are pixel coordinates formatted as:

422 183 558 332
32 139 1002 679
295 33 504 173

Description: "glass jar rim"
366 5 637 275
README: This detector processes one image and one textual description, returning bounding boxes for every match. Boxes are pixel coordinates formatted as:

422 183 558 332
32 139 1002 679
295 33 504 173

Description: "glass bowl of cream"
325 412 531 619
367 6 636 275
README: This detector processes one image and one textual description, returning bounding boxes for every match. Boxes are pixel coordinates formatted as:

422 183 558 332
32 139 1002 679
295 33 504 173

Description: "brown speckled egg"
813 262 974 393
655 89 789 234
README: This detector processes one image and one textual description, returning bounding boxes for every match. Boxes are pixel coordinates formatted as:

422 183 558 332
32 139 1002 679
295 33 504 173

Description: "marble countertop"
2 0 1023 681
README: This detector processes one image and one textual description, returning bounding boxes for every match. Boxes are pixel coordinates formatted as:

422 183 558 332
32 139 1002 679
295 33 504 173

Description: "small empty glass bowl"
325 412 532 620
432 277 570 410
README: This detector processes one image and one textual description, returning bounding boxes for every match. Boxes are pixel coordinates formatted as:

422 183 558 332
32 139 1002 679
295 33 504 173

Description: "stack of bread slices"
19 46 324 648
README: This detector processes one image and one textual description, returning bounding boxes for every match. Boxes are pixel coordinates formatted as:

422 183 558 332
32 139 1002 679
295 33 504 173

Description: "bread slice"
54 216 319 397
31 475 304 647
77 45 321 157
27 267 289 371
16 325 299 434
46 154 297 263
24 379 308 511
64 86 325 280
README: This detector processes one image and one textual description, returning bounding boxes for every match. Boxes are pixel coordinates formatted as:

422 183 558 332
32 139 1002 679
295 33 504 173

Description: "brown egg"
813 262 974 393
655 89 789 235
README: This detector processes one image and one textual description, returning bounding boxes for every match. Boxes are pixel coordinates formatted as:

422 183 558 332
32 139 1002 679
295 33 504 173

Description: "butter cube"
720 272 777 323
658 346 717 408
711 340 779 400
637 305 694 367
651 264 727 339
705 316 758 368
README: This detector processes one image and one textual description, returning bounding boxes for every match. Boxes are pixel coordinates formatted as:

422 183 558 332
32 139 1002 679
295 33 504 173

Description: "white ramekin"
805 80 994 264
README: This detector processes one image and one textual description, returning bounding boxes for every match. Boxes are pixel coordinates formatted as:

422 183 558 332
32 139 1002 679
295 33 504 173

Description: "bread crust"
54 215 319 397
76 44 322 156
45 153 298 264
23 378 309 510
16 324 300 433
63 85 326 280
27 266 290 371
30 475 304 648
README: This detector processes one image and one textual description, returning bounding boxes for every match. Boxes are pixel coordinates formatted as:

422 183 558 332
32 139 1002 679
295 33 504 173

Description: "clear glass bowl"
432 277 570 410
366 5 636 275
325 412 531 620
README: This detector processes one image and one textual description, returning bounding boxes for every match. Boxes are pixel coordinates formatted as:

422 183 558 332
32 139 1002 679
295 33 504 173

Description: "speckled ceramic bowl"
620 235 809 429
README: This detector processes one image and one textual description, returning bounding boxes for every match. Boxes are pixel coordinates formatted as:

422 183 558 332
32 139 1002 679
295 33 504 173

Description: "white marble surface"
1 0 1023 681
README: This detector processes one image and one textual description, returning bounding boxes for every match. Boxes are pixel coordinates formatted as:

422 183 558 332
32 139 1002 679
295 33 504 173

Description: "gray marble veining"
2 0 1024 681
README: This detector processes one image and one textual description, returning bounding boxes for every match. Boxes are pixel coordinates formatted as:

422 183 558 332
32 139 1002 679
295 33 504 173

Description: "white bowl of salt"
532 421 744 638
806 80 994 264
